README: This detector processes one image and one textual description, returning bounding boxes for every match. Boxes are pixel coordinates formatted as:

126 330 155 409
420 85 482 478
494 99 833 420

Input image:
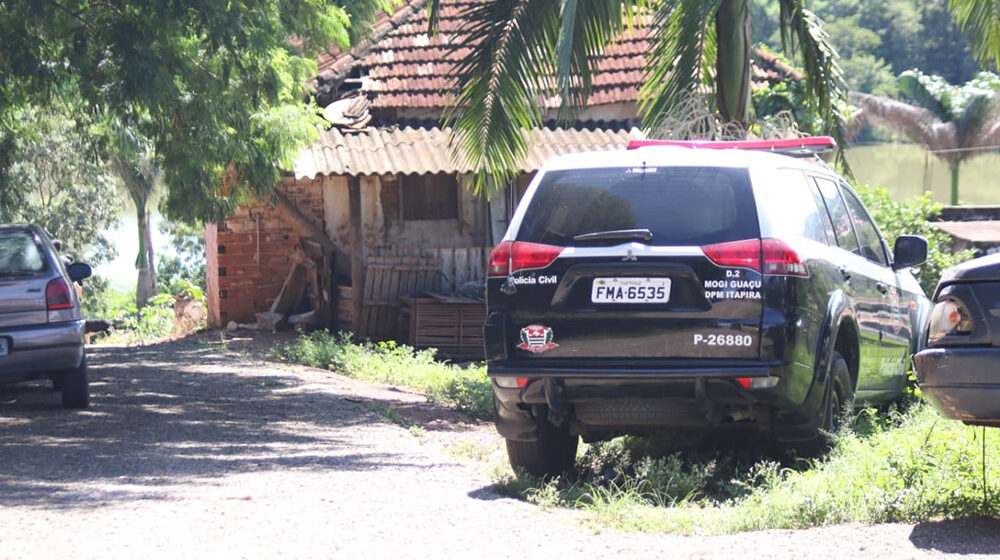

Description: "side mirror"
893 235 928 270
67 262 93 282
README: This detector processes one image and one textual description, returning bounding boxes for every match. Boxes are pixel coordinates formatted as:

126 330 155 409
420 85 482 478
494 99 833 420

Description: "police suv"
484 137 931 476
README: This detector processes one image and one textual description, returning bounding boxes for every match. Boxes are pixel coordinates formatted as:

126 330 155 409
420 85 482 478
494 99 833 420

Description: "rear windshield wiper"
572 228 653 243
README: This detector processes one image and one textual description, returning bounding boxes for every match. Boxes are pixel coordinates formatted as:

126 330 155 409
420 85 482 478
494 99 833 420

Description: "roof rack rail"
627 136 836 157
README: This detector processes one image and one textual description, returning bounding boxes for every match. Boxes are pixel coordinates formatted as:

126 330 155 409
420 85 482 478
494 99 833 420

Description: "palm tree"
110 124 160 307
851 70 1000 205
948 0 1000 69
426 0 847 190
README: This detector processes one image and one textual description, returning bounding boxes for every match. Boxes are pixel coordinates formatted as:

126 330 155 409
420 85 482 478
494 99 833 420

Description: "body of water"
847 143 999 205
95 211 172 291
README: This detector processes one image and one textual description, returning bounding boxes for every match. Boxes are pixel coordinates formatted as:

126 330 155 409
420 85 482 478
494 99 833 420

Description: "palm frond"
897 70 951 121
975 113 1000 147
955 93 1000 152
777 0 850 171
948 0 1000 69
553 0 648 121
442 0 561 194
850 91 955 152
640 0 721 132
426 0 442 35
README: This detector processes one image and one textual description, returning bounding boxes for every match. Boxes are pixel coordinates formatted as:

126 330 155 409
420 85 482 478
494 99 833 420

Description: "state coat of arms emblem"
518 324 558 353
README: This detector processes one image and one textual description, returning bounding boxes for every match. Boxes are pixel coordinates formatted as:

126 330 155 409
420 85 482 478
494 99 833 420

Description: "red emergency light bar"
627 136 836 156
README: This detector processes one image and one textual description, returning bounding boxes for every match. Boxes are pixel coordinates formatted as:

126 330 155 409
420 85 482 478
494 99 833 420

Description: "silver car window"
0 231 48 275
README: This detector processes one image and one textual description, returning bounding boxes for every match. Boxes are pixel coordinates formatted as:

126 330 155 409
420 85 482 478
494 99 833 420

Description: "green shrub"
89 284 206 345
94 293 176 344
854 183 975 295
271 331 492 419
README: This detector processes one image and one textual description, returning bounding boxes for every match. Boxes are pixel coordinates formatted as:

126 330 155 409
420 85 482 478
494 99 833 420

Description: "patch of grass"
361 402 405 426
447 436 500 463
408 425 428 440
270 330 492 419
495 402 1000 535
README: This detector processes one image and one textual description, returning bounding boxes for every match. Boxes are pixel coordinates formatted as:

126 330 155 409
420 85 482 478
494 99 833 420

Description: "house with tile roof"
205 0 802 351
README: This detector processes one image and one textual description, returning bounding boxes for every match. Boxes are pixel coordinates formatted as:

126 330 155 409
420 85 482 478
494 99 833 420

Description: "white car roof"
540 145 828 175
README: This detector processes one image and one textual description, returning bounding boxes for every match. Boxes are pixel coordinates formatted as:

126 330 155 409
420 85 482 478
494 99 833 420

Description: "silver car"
0 224 91 408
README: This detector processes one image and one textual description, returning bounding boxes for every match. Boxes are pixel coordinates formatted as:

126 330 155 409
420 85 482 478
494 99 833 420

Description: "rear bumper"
0 320 85 382
914 347 1000 426
490 359 824 440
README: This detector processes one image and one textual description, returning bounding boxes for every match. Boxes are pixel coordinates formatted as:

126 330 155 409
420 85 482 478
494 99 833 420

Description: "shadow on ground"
0 341 440 509
909 517 1000 553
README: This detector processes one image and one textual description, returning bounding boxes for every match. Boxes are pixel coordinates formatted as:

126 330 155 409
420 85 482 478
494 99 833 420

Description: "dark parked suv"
0 224 92 408
484 138 930 476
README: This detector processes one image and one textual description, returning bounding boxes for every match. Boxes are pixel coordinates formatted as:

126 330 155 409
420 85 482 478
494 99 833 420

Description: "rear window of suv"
0 230 49 276
516 166 759 246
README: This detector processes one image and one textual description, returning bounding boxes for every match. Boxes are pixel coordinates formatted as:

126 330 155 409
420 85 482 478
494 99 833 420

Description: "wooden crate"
336 285 353 333
403 295 486 360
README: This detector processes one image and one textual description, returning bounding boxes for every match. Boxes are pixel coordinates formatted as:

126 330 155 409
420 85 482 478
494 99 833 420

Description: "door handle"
876 282 889 295
839 267 852 281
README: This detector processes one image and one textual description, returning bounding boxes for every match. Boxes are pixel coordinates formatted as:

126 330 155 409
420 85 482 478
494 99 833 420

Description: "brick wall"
205 177 325 326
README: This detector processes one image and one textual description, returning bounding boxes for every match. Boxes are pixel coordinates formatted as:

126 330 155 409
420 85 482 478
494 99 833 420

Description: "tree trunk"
950 162 960 205
715 0 752 127
135 208 157 307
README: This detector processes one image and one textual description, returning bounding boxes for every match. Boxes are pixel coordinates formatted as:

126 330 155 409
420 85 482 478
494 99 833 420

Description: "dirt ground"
0 331 997 559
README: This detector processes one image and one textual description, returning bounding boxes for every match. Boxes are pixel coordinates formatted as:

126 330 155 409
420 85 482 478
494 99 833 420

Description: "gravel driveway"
0 340 997 559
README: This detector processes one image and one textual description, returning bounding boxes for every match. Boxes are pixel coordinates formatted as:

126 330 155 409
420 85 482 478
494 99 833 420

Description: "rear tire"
60 357 89 409
795 351 853 457
506 419 578 478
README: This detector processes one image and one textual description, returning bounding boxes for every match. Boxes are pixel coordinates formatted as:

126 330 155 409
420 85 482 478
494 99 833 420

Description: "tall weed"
271 330 492 419
497 403 1000 535
91 286 207 344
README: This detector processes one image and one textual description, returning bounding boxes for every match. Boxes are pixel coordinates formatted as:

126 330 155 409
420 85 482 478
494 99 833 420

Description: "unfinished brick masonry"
206 178 324 327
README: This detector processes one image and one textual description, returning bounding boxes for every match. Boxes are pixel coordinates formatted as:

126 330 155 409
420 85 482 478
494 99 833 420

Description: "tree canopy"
0 0 391 223
753 0 983 93
428 0 848 191
0 104 119 265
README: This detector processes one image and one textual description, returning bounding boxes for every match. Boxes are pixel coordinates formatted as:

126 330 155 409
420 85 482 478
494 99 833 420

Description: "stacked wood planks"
402 295 486 360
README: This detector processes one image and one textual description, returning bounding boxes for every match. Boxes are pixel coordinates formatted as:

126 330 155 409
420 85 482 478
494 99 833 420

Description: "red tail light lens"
487 241 512 277
702 239 761 271
46 278 74 310
702 238 808 277
761 238 809 277
487 241 564 277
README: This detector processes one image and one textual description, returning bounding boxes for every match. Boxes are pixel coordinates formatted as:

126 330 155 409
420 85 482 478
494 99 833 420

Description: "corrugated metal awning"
292 126 644 179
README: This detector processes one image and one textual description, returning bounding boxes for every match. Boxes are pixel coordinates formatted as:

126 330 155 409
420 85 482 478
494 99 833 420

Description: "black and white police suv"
483 137 931 476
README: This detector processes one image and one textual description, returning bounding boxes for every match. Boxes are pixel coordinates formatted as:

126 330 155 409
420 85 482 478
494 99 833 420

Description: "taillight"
702 239 761 271
487 241 563 277
761 238 809 277
487 241 512 277
702 238 807 277
46 278 74 310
